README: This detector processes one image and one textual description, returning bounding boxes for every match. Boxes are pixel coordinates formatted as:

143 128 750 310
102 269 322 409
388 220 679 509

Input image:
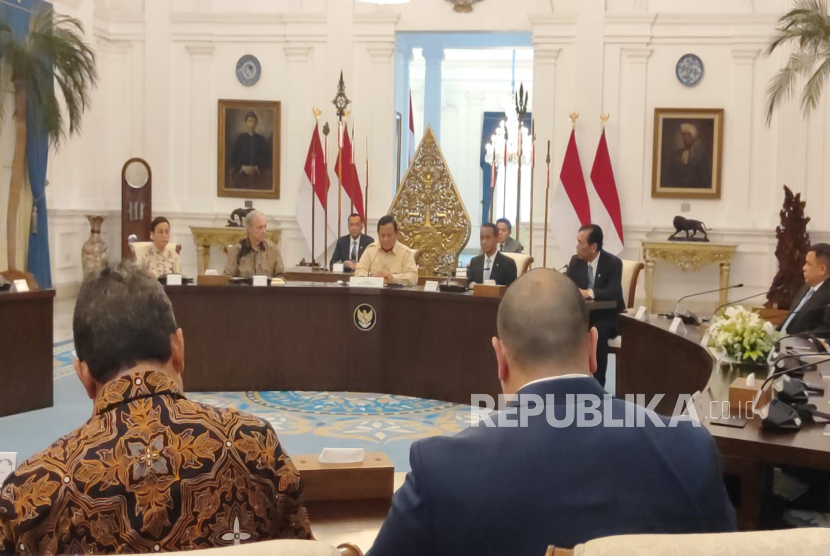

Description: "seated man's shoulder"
498 253 517 267
264 239 280 251
176 397 272 433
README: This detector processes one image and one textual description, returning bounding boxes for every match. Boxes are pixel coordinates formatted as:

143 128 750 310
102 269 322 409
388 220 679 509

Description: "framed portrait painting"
651 108 723 199
217 99 281 199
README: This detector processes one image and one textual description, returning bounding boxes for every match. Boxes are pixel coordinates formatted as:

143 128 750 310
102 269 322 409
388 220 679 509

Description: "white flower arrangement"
707 306 780 363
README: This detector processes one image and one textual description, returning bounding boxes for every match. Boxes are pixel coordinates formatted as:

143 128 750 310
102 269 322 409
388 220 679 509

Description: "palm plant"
0 6 96 270
765 0 830 125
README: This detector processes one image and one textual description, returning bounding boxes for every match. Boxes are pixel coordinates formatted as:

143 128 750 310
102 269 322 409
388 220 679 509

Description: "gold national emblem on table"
354 304 376 332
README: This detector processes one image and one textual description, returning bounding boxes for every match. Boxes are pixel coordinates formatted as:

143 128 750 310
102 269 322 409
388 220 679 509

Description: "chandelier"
485 102 532 168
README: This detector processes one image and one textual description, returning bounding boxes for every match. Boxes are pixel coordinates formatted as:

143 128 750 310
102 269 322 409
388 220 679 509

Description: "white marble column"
574 0 606 153
186 45 215 214
145 0 173 211
618 47 652 221
284 44 314 210
422 45 445 142
366 42 397 218
729 48 759 227
465 91 486 227
530 46 561 256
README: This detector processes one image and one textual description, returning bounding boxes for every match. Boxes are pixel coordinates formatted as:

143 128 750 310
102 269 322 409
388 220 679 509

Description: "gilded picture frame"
651 108 724 200
217 99 281 200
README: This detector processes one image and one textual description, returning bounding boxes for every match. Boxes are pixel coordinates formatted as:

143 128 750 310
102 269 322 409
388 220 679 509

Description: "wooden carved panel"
388 127 471 276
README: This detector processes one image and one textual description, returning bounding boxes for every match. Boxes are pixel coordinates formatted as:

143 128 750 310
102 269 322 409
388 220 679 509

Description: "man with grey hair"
0 263 311 553
223 209 285 277
368 269 736 556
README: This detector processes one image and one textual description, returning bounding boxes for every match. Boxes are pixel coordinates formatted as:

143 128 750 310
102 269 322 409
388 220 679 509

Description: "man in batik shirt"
0 262 311 554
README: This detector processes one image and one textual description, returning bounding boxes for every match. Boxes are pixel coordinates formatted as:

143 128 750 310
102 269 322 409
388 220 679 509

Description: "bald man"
368 270 736 556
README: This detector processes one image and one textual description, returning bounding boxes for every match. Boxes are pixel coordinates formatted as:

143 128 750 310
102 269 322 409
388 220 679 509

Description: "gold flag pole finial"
600 112 610 128
332 71 352 238
569 112 579 130
313 108 322 120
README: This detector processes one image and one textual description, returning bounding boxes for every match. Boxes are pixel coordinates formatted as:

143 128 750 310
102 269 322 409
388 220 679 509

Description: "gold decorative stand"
190 227 282 275
642 241 737 313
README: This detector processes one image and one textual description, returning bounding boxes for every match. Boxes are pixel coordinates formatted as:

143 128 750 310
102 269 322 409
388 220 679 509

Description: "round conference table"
165 282 613 404
166 282 830 531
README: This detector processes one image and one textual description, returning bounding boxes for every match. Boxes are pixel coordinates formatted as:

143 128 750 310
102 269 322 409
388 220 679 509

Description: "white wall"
37 0 824 312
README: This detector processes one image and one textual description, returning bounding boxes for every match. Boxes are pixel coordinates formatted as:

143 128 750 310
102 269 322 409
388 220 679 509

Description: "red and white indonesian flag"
551 130 591 257
590 129 624 255
408 90 415 163
296 124 337 260
335 128 365 222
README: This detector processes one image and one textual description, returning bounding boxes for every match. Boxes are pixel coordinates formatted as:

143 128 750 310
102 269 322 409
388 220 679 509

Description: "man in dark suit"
565 224 624 387
467 223 517 288
779 243 830 337
367 270 736 556
496 218 524 253
329 213 374 271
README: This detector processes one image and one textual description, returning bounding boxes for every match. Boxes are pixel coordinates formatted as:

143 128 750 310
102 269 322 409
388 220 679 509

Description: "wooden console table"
190 227 281 274
642 241 737 313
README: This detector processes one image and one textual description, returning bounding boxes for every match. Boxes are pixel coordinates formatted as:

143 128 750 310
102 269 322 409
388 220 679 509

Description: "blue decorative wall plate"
236 55 261 87
676 54 704 87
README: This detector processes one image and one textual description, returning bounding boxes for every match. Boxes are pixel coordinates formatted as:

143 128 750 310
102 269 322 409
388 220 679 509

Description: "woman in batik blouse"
140 216 181 277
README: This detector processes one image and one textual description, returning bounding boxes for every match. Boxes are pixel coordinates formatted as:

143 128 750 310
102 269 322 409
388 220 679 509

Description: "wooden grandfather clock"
121 158 152 259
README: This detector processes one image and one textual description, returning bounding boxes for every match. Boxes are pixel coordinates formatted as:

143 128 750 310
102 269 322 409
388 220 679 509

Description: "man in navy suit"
329 213 374 271
566 224 625 387
778 243 830 337
368 269 736 556
467 223 517 289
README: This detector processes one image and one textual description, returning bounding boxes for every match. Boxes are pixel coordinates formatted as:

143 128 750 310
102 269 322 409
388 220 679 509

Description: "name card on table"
10 280 28 293
252 275 268 287
350 276 384 288
166 274 182 286
205 269 219 276
319 448 364 464
332 263 345 273
634 306 648 321
424 280 439 292
669 316 686 335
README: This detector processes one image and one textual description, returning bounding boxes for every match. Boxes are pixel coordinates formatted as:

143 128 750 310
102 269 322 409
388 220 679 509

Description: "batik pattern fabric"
0 369 311 554
140 244 181 278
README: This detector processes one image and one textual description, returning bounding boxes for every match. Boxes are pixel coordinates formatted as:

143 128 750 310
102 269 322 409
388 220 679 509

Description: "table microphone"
758 356 830 393
363 246 382 279
755 356 830 431
710 286 783 318
774 326 830 353
661 284 744 325
770 352 820 377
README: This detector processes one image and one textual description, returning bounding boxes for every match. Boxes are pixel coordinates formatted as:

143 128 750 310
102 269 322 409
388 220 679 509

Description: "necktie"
781 288 814 332
484 258 492 282
587 265 595 290
351 240 357 262
499 243 504 252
